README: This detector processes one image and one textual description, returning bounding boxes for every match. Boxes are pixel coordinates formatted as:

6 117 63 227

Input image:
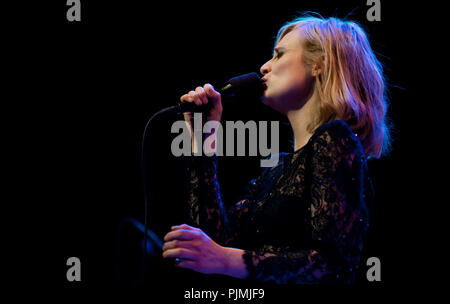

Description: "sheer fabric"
185 120 373 284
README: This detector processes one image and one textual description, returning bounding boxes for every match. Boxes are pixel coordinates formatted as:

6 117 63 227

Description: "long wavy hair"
276 14 392 158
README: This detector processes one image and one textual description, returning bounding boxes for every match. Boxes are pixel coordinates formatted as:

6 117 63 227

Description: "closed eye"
275 52 283 59
273 47 286 60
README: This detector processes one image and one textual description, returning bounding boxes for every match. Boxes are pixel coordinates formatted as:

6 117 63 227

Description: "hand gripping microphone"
169 72 264 115
141 72 263 264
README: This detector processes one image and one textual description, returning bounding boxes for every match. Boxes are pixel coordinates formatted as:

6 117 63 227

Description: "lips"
261 78 268 90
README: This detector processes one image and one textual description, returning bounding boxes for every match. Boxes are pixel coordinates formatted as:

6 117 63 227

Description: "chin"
261 95 285 115
261 95 273 108
261 88 274 104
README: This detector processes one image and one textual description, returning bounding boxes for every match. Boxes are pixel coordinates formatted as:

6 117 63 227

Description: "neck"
286 91 319 152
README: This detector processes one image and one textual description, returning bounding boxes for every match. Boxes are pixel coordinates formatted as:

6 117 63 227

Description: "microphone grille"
227 72 263 94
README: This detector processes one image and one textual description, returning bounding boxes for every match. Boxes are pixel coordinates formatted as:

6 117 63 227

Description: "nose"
260 59 271 75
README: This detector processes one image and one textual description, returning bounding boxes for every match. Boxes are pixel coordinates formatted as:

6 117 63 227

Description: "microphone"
140 72 262 261
170 72 263 115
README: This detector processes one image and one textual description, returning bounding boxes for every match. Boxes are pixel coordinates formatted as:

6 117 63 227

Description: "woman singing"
161 15 391 284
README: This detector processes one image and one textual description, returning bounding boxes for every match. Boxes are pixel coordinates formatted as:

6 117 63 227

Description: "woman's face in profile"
260 29 315 115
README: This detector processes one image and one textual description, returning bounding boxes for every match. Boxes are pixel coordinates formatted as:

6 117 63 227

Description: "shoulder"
309 120 365 159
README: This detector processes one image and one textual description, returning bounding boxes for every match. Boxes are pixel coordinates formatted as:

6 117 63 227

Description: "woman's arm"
162 224 248 278
185 148 262 246
180 83 254 245
164 121 372 283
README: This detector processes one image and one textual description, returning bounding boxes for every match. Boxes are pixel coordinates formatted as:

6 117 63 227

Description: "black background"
6 0 433 300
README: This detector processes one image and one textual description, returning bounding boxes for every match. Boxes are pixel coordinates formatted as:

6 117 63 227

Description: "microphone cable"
140 106 175 280
140 104 210 281
140 72 262 281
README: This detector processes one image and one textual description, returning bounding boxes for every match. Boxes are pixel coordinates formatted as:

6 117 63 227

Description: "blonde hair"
276 14 392 158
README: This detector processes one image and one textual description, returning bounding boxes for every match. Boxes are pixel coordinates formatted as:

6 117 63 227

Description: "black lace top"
185 120 373 284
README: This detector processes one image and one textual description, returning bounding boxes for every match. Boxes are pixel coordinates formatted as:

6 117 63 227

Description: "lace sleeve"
242 121 373 284
185 155 265 246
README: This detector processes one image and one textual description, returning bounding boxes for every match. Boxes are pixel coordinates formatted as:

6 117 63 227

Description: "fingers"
163 225 199 263
204 83 220 101
171 223 198 231
180 91 196 105
162 247 196 260
162 239 195 251
190 90 202 106
179 84 220 106
174 259 198 271
195 86 208 104
163 250 199 273
163 228 198 242
163 224 201 251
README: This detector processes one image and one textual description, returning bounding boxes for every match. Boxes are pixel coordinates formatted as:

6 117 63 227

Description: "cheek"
273 61 310 94
265 62 314 112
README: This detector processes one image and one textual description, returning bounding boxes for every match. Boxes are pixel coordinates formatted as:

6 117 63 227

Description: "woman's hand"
180 84 223 124
162 224 229 275
180 84 223 155
163 224 249 279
